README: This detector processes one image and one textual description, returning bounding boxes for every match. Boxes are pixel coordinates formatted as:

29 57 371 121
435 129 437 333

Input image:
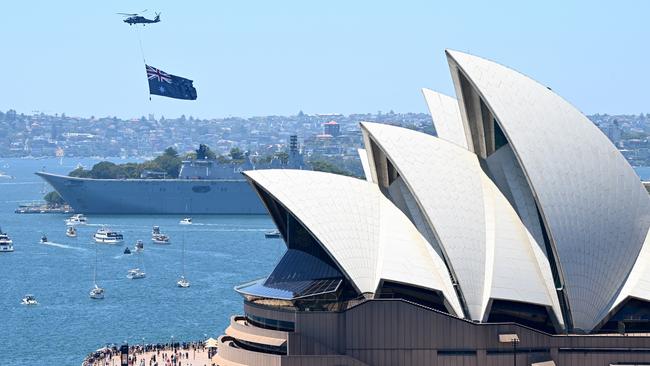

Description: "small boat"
177 276 190 288
89 285 104 300
40 235 48 244
123 247 131 255
134 240 144 252
179 217 192 225
21 294 38 305
265 229 281 239
177 230 190 288
151 226 170 244
127 268 146 279
90 241 104 299
93 227 124 244
66 226 77 238
0 228 14 252
152 234 170 245
66 214 88 226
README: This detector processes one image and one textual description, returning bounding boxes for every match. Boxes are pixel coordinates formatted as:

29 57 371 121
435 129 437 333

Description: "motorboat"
40 235 48 244
93 227 124 244
152 234 170 244
177 276 190 288
21 294 38 305
134 240 144 252
0 229 14 252
89 285 104 300
264 229 281 239
66 226 77 238
66 214 88 226
151 226 170 244
123 247 131 255
127 268 146 279
179 217 192 225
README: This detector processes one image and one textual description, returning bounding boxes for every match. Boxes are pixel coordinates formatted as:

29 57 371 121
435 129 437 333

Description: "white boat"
152 234 170 244
127 268 146 279
177 276 190 288
94 227 124 244
66 226 77 238
134 240 144 252
89 285 104 299
66 214 88 226
90 241 104 300
265 229 281 239
21 294 38 305
177 229 190 288
151 226 170 244
0 229 14 252
179 217 192 225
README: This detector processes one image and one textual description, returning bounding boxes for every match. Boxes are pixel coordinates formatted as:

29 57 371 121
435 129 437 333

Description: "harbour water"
0 158 284 366
2 157 650 365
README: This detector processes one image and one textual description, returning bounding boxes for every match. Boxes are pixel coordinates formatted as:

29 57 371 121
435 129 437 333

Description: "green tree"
44 191 65 207
229 147 244 160
310 160 355 177
195 144 216 160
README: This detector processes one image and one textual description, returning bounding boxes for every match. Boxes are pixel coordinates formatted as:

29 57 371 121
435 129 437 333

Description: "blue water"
0 158 284 366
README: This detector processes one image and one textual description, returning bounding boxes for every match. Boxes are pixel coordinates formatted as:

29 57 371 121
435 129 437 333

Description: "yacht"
179 217 192 225
0 229 14 252
93 227 124 244
40 235 48 244
126 268 146 279
89 242 104 299
21 294 38 305
177 229 190 288
151 226 170 244
89 284 104 300
177 276 190 288
66 226 77 238
264 229 281 239
134 240 144 252
66 214 88 226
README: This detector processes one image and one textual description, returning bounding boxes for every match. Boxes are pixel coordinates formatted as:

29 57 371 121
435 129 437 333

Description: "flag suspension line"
135 28 151 100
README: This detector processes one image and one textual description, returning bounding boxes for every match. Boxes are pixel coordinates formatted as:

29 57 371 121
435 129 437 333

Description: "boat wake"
41 241 86 251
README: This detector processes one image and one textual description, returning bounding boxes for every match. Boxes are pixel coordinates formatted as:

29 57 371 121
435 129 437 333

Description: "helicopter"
117 10 161 26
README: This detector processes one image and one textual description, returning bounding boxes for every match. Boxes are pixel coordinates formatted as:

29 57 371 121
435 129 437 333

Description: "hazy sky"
1 1 648 119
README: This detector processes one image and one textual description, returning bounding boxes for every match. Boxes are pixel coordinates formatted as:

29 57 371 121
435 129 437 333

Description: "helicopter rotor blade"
117 13 137 16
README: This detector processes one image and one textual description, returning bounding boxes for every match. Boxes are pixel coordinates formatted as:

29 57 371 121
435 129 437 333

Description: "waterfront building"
215 50 650 366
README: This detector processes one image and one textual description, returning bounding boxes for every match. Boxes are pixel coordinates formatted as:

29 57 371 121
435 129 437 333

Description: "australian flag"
146 65 197 100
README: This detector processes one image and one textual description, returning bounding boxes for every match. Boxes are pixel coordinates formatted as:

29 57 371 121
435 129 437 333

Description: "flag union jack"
146 65 172 83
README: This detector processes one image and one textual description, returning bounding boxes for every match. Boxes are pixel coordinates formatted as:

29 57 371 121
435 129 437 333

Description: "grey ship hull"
36 172 266 214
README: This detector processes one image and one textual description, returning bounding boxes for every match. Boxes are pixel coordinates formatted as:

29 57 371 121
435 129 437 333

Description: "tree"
275 151 289 164
196 144 216 160
229 147 244 160
44 191 65 207
310 160 355 177
164 146 179 158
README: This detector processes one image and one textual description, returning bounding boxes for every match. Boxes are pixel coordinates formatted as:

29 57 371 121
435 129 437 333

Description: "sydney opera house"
215 50 650 365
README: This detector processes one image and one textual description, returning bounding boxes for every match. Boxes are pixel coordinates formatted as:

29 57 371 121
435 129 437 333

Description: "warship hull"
36 172 266 215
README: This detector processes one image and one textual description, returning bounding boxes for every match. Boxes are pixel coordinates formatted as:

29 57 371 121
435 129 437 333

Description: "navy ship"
36 137 307 215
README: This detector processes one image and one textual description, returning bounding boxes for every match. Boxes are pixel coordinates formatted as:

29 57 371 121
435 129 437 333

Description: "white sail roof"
421 88 468 149
361 122 562 325
446 49 650 331
243 169 463 316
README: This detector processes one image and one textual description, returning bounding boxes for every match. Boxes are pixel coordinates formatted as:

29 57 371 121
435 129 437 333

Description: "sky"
1 1 648 119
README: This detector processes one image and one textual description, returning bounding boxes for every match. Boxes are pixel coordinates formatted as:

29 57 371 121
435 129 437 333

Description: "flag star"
159 86 166 93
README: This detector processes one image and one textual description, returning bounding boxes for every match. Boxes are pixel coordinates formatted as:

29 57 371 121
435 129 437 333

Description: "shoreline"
82 340 217 366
